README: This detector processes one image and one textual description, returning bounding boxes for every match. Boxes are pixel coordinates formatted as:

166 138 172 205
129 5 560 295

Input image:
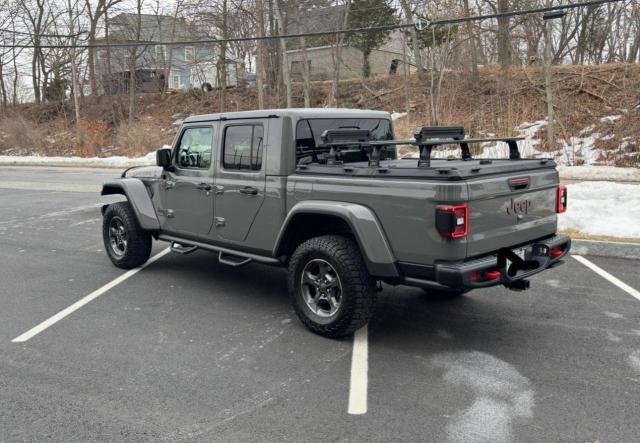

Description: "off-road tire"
288 235 376 338
102 201 152 269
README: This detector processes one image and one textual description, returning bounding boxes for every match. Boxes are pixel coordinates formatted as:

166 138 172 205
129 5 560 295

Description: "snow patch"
0 147 168 168
600 114 622 123
430 351 534 443
559 181 640 238
390 111 407 121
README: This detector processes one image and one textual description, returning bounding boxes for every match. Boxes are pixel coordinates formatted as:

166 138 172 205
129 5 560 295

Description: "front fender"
275 201 398 278
101 178 160 231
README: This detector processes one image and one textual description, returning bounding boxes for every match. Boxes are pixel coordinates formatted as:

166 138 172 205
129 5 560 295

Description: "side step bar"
158 234 281 267
170 242 198 255
218 251 252 267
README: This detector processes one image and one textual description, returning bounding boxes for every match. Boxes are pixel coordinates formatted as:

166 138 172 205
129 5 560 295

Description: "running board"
170 242 199 255
158 234 280 266
218 251 252 267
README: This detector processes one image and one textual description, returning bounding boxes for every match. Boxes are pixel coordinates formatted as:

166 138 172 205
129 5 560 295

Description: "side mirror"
156 148 172 168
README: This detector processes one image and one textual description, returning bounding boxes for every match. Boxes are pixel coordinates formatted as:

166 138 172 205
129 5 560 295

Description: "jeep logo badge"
507 198 531 216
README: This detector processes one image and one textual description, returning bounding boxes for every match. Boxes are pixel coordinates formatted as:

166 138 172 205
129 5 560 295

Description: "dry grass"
559 229 640 244
113 118 173 157
0 115 47 154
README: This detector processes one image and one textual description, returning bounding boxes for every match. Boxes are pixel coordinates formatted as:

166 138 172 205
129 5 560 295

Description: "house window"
170 71 182 89
185 46 195 63
223 124 264 171
155 45 168 61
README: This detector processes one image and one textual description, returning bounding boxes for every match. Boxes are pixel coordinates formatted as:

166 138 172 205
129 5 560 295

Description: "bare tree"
128 0 143 124
328 0 350 107
85 0 123 96
294 2 311 107
18 0 53 103
218 0 228 111
255 0 267 108
273 0 291 107
66 0 83 144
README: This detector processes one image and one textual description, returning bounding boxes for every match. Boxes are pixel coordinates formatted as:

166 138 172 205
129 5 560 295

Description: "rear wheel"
102 201 152 269
288 235 376 338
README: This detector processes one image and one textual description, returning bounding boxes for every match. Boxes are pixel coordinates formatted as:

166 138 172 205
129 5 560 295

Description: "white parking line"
12 248 171 343
348 324 368 415
572 255 640 302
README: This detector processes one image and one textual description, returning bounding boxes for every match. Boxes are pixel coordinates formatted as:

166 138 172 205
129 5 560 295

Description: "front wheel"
102 201 152 269
288 235 376 338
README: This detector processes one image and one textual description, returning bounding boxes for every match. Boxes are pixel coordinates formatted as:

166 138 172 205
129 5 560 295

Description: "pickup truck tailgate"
466 169 558 258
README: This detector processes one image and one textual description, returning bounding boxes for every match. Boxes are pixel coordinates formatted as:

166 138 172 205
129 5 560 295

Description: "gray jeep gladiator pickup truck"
101 108 570 338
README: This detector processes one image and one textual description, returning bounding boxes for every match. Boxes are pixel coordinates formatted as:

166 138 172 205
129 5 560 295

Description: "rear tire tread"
288 235 376 338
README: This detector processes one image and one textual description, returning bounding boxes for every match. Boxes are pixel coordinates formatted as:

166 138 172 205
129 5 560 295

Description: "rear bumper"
400 235 571 292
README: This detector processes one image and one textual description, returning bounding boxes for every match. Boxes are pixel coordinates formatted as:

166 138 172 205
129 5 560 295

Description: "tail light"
550 247 564 258
556 185 567 213
436 205 468 239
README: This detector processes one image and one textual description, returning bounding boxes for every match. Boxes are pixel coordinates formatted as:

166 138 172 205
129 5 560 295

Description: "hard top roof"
183 108 391 123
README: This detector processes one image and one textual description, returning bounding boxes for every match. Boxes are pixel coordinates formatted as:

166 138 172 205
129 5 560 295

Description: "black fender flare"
274 201 399 278
101 178 160 231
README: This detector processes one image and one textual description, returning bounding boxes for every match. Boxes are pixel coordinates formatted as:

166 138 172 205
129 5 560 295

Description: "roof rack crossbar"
311 127 525 167
414 126 471 167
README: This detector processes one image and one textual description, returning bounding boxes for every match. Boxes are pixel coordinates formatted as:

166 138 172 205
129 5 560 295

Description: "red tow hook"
550 248 564 259
483 271 501 280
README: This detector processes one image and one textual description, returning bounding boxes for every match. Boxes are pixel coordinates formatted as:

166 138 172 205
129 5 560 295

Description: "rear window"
296 118 394 164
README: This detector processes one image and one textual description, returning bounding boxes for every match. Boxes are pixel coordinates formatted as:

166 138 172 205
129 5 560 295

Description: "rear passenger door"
214 120 267 243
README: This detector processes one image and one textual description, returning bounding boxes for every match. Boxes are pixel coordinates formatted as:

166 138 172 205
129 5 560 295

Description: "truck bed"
290 158 560 265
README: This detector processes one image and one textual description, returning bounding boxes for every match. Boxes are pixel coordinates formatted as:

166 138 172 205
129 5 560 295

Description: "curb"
571 239 640 260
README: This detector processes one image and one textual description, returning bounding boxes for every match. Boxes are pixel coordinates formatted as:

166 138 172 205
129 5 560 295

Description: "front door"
214 121 267 242
159 124 216 237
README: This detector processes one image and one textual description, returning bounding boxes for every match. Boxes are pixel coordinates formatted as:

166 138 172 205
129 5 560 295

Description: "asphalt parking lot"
1 166 640 442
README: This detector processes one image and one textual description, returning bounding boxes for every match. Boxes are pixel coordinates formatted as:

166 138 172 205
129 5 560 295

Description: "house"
94 13 242 94
286 5 409 81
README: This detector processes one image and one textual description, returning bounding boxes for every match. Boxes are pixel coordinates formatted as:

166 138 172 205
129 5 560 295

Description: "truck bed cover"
295 158 557 180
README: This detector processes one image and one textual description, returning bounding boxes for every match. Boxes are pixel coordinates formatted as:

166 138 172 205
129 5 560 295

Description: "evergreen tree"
345 0 397 78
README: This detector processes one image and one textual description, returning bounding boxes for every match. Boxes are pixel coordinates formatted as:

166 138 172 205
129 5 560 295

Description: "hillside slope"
0 63 638 166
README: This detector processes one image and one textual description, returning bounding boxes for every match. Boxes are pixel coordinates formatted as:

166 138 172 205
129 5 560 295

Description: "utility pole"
543 8 565 151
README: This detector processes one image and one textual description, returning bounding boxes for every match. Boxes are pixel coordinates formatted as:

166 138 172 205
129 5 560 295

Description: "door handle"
239 186 258 195
196 182 212 191
214 185 225 195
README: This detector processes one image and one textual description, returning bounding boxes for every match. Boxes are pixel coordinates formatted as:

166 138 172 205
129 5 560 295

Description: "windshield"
295 118 394 164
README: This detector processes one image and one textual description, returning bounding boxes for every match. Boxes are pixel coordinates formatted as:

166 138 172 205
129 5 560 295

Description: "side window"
223 124 264 171
176 126 213 169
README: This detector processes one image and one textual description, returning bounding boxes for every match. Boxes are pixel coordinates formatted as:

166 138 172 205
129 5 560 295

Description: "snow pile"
390 111 408 121
0 149 159 168
559 181 640 238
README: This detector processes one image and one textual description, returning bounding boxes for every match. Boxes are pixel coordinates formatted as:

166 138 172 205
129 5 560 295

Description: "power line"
0 0 624 50
0 27 87 39
431 0 623 26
